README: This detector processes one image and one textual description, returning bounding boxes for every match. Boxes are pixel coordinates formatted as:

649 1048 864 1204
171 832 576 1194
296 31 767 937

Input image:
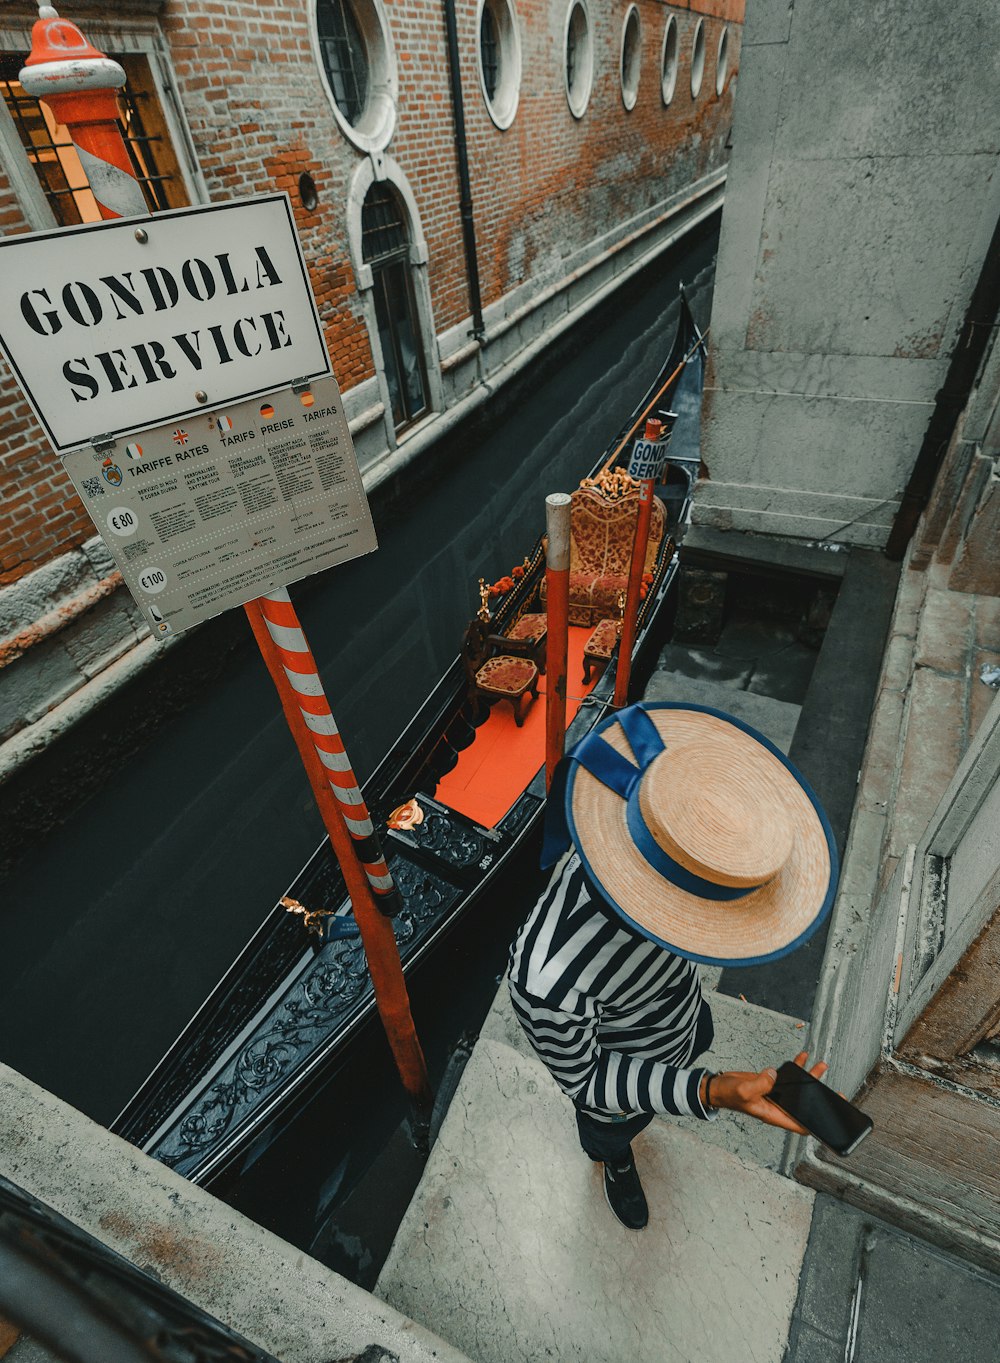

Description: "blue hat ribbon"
541 704 762 902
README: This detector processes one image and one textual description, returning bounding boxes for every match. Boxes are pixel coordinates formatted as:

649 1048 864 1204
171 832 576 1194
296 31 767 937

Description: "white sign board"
60 375 376 637
628 437 669 482
0 193 331 452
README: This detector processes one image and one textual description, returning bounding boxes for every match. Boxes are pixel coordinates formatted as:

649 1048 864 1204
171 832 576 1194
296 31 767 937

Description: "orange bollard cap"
643 417 663 441
24 12 110 69
20 8 127 99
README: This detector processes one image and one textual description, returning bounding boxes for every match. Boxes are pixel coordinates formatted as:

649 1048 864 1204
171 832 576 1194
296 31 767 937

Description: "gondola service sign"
0 193 331 451
0 194 378 638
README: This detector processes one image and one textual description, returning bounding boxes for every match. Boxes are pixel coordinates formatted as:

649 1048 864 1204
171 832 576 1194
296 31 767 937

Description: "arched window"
565 0 593 118
621 6 641 111
361 183 429 431
314 0 397 153
477 0 521 129
317 0 368 125
716 26 730 95
661 15 678 106
690 19 706 99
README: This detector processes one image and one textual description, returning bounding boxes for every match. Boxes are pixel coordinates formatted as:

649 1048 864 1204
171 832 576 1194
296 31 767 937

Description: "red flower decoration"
512 565 524 580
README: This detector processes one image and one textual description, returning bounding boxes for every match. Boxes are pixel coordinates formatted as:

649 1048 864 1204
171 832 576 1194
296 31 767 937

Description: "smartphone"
768 1061 874 1156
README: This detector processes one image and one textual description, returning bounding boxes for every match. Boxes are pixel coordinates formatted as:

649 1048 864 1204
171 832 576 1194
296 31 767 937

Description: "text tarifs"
17 246 294 402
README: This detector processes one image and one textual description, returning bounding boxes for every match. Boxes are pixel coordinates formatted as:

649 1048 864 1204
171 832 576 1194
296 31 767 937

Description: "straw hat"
542 702 838 966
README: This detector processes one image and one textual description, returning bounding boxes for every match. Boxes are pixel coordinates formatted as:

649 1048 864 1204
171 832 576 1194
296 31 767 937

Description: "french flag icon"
218 415 234 431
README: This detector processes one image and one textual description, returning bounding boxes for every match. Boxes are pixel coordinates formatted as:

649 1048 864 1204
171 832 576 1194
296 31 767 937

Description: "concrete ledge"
682 526 849 580
0 1064 472 1363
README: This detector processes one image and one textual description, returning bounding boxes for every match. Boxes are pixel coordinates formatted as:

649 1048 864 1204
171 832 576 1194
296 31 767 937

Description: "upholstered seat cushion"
507 612 547 644
584 617 621 660
475 655 538 696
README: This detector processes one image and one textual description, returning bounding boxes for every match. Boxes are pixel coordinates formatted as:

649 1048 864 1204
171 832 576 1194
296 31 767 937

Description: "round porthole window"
478 0 521 130
661 15 678 106
314 0 398 154
564 0 593 119
716 25 730 95
621 4 641 111
690 18 706 99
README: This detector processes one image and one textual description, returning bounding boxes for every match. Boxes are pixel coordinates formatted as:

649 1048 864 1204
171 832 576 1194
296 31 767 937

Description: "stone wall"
697 0 1000 547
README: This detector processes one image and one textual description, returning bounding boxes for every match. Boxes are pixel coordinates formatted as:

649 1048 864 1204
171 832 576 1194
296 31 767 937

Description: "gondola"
111 291 708 1184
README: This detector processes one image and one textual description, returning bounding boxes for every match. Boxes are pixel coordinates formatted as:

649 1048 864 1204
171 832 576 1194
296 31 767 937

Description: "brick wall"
0 0 741 589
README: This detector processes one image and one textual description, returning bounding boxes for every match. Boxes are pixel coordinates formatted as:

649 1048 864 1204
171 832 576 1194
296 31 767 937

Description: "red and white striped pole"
249 589 402 916
20 5 428 1108
19 7 148 222
244 598 430 1109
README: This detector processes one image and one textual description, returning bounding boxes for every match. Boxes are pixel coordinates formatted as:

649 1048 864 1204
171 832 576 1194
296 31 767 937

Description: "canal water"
0 219 720 1278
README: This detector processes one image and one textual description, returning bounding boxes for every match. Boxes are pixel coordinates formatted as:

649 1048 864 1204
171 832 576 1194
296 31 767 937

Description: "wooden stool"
582 617 620 683
463 618 540 727
473 655 540 726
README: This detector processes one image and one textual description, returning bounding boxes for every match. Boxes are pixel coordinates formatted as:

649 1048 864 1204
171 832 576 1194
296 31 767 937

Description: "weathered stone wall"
698 0 1000 547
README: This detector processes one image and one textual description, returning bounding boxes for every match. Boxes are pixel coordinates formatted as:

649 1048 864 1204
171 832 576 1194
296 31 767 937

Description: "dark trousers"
575 998 715 1164
575 1108 655 1163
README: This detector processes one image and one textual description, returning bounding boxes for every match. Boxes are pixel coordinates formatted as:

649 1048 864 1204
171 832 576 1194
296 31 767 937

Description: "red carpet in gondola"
436 625 601 828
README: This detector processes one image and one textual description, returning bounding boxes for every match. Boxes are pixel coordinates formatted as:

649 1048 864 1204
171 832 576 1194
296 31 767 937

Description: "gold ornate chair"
540 473 666 627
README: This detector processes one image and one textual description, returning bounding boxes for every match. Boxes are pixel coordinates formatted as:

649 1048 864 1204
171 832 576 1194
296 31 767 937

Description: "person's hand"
704 1052 829 1134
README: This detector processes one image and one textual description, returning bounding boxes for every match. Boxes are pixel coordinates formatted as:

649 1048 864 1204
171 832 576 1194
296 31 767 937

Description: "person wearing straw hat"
508 701 838 1231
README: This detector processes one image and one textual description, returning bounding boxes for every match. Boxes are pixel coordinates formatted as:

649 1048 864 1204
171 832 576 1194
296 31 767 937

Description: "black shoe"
603 1156 648 1230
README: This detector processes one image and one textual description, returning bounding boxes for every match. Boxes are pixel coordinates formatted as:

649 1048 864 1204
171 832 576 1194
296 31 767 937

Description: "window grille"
361 183 429 431
480 5 500 100
0 52 186 225
361 182 408 264
317 0 369 126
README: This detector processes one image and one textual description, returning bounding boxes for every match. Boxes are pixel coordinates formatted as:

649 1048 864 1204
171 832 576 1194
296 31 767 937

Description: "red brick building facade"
0 0 741 748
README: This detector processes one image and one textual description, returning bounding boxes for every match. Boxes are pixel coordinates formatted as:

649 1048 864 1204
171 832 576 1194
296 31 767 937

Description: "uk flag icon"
172 429 190 446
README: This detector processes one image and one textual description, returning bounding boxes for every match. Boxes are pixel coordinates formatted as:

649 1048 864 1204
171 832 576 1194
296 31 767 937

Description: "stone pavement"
375 626 1000 1362
376 980 1000 1363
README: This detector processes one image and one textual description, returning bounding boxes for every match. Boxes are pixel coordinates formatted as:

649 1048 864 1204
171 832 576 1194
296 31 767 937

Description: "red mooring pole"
545 493 572 789
613 418 663 707
21 5 431 1112
244 599 431 1108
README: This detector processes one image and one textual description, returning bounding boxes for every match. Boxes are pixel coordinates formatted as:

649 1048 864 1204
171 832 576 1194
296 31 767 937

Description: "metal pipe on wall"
442 0 486 343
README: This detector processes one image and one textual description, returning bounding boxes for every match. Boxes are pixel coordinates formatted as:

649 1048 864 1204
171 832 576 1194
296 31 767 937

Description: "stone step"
643 667 802 753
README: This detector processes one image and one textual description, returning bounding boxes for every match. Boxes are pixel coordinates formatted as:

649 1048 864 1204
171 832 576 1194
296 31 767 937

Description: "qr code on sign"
81 476 105 499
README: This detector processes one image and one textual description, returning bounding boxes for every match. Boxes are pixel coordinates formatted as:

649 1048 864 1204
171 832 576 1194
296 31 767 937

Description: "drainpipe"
886 209 1000 560
442 0 486 343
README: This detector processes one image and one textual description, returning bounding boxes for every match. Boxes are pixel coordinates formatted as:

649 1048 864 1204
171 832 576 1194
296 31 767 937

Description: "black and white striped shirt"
508 852 715 1124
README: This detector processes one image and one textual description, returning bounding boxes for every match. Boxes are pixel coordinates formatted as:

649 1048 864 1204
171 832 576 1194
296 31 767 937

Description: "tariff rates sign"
63 375 377 638
0 193 331 453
